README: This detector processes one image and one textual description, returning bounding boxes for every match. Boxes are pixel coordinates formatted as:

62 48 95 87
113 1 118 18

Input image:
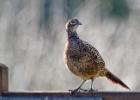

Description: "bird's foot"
69 88 88 94
69 88 80 94
79 88 89 92
69 88 98 94
88 88 98 93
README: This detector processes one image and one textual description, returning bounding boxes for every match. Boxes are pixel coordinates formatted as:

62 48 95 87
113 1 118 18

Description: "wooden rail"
0 92 140 100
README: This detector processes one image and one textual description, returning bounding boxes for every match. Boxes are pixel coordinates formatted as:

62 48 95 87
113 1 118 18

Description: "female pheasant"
64 19 130 94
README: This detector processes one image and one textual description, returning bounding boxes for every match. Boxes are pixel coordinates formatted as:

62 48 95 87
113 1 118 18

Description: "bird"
64 18 130 94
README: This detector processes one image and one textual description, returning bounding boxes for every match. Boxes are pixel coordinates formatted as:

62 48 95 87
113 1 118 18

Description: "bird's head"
65 19 82 32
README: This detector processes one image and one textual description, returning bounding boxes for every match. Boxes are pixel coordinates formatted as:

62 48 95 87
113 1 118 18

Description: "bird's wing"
78 40 105 67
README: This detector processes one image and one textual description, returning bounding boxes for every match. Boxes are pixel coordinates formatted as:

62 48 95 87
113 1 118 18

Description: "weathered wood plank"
0 64 8 92
0 92 140 100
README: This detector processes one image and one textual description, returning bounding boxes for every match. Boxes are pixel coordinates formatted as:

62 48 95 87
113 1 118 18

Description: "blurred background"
0 0 139 92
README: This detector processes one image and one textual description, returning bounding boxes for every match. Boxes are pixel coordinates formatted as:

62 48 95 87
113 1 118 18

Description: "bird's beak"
78 22 82 25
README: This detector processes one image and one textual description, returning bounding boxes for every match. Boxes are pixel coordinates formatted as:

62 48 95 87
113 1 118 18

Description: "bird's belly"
66 58 100 80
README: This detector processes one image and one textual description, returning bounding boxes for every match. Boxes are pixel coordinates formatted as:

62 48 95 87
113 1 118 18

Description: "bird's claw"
69 88 98 94
69 88 89 94
79 88 88 92
69 89 80 94
88 88 98 93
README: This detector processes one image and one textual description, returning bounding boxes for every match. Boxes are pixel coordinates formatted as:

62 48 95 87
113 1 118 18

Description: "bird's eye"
70 21 76 25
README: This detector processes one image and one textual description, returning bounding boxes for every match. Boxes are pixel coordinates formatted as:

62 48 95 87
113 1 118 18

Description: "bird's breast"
66 40 83 60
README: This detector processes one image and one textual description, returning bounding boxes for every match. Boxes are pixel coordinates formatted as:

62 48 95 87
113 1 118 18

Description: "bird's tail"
105 69 130 90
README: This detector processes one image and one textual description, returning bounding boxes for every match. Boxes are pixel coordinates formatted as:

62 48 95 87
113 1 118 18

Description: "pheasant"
64 18 130 94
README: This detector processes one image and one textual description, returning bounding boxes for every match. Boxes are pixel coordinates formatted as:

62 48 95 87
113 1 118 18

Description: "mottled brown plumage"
64 19 130 93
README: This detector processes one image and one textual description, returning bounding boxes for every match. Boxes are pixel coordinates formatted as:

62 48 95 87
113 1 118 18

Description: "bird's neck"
67 30 79 40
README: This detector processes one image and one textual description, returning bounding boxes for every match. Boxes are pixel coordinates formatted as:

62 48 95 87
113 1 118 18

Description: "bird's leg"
70 80 86 94
90 79 94 90
88 78 97 93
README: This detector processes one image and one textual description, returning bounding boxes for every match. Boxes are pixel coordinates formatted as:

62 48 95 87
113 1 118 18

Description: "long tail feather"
106 70 130 90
